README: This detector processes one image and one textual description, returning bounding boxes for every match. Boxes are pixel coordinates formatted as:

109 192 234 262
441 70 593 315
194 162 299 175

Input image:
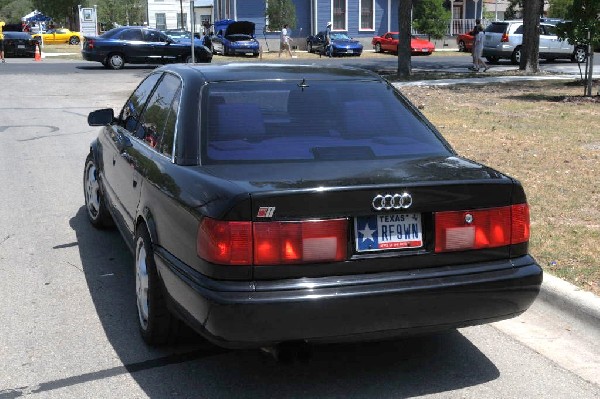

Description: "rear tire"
135 225 176 345
572 47 587 63
510 47 521 65
107 53 125 70
69 36 80 45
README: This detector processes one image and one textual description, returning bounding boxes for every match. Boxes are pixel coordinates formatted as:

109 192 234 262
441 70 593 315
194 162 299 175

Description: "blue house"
210 0 483 39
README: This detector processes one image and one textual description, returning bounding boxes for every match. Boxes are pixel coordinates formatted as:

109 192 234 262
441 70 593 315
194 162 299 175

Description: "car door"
117 28 148 63
144 30 172 63
101 72 162 234
212 29 225 54
382 33 396 52
543 24 572 55
54 29 68 43
538 25 553 55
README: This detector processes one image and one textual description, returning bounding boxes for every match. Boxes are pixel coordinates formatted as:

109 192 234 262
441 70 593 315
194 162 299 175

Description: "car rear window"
485 23 509 34
201 80 451 163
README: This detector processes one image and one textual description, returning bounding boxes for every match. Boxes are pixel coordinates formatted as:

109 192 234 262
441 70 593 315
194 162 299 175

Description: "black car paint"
2 31 38 57
81 26 212 69
87 64 542 348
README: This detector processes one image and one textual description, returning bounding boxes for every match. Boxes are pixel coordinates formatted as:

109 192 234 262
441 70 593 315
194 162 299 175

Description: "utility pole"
180 0 185 29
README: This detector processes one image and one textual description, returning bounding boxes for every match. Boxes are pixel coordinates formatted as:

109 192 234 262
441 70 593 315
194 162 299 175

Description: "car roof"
156 63 381 84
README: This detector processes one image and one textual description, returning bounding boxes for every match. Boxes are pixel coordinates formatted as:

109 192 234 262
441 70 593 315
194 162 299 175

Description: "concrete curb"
539 273 600 330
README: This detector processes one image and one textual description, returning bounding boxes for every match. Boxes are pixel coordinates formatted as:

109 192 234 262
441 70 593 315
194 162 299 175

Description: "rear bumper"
156 252 542 348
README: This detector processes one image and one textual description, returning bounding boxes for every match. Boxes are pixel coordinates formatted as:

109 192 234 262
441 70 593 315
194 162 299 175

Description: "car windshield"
202 80 450 163
331 33 351 40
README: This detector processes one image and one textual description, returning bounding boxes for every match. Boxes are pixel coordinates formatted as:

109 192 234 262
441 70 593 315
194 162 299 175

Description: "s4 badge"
257 207 276 218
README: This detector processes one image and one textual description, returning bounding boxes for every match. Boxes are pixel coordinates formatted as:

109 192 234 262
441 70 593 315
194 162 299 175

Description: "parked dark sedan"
306 31 363 56
81 26 212 70
3 31 38 58
84 64 542 350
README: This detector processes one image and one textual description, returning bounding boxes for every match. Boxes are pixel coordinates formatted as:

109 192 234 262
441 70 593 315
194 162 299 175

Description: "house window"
155 13 166 30
359 0 374 30
332 0 347 30
177 13 187 30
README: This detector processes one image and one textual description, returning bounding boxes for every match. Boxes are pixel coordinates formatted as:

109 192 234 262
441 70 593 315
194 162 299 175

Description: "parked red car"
456 30 475 52
372 32 435 55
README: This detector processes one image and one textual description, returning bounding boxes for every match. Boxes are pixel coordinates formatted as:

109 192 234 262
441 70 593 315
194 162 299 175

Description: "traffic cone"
34 44 41 61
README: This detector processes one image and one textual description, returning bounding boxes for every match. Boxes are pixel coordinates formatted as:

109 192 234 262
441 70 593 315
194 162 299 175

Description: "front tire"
458 40 466 52
375 42 382 53
83 153 113 228
135 225 175 345
107 53 125 70
307 42 313 53
184 55 193 63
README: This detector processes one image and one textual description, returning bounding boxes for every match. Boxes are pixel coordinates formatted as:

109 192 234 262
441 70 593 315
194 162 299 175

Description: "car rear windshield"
485 22 509 34
201 79 451 163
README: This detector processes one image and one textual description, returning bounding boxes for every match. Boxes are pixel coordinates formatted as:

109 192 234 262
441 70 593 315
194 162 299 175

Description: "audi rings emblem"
372 193 413 211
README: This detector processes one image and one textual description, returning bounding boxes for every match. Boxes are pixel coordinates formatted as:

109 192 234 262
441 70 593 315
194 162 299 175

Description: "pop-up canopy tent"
22 10 52 22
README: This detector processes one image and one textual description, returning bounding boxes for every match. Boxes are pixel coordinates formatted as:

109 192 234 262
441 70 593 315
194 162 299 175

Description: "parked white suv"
482 20 587 65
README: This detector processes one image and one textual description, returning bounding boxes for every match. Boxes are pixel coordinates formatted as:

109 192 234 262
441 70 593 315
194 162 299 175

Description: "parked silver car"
482 20 587 65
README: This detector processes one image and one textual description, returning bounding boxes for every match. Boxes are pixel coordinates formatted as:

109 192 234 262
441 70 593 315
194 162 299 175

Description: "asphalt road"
0 60 599 398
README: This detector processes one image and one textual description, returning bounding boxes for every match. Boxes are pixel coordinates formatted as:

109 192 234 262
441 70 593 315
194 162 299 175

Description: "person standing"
0 20 5 63
470 25 488 72
470 19 482 67
279 24 293 58
324 21 332 57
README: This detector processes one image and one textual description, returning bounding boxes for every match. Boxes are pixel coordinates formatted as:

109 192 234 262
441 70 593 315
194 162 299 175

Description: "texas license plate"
347 50 353 54
421 48 428 52
18 45 25 49
355 213 423 252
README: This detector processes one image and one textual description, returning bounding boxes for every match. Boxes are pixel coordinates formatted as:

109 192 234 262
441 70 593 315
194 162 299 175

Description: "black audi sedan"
81 26 212 70
84 64 542 349
3 31 38 58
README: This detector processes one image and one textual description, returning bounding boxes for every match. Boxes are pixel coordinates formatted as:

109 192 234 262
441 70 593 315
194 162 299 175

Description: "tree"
505 0 522 19
519 0 543 72
265 0 296 31
412 0 451 41
556 0 600 95
548 0 573 18
397 0 413 77
0 0 34 23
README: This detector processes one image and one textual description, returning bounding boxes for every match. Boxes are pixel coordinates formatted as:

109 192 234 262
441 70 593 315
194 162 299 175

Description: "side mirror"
88 108 114 126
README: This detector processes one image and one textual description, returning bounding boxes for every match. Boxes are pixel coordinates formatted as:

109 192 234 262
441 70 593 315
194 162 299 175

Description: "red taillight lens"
501 33 509 43
434 204 529 253
197 218 252 265
197 217 347 265
254 219 347 265
87 39 94 49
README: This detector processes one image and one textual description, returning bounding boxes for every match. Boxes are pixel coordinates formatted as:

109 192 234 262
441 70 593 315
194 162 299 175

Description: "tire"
135 225 175 345
307 42 313 53
184 55 193 63
510 47 521 65
458 40 466 52
107 53 125 70
572 47 587 63
69 36 80 45
486 56 500 64
375 42 382 53
83 153 113 228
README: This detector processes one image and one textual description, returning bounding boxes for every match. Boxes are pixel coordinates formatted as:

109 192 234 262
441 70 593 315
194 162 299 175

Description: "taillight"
197 217 348 265
87 39 95 49
434 204 530 253
501 33 509 43
197 218 252 265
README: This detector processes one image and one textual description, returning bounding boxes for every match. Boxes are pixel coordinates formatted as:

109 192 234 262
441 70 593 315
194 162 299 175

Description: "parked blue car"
306 31 363 56
210 19 260 57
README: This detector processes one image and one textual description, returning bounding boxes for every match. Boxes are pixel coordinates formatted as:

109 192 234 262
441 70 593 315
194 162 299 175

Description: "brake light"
501 33 509 43
434 204 530 253
87 39 95 49
197 217 347 265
